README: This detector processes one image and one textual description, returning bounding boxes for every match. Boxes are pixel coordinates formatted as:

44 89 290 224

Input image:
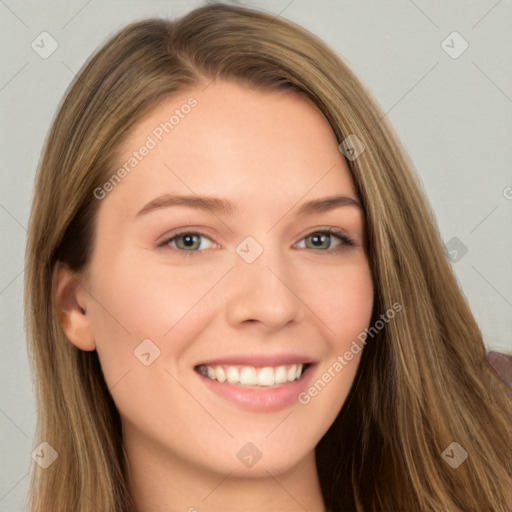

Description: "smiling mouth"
194 363 312 388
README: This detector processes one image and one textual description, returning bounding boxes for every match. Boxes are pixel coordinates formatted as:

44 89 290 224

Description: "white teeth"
274 365 288 384
239 367 258 385
258 367 274 386
287 365 297 381
215 366 226 383
199 363 306 387
226 366 239 384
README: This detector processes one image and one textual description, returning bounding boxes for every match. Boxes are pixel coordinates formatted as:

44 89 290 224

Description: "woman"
25 3 511 511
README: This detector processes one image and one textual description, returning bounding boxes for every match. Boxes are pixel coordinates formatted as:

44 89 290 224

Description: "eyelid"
157 226 356 254
294 227 355 250
157 229 218 251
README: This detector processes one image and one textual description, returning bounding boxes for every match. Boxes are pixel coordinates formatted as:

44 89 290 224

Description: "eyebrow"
135 193 361 217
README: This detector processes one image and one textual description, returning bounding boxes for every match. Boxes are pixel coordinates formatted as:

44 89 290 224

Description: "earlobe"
52 262 96 351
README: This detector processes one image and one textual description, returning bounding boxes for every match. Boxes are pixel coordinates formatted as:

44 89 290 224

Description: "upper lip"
195 353 316 368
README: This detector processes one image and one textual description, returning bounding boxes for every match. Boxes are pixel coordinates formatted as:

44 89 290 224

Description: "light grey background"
1 1 511 510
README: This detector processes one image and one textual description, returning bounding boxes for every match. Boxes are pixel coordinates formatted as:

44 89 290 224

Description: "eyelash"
157 228 355 258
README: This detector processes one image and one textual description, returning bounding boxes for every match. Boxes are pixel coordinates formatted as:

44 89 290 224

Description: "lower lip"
195 365 316 412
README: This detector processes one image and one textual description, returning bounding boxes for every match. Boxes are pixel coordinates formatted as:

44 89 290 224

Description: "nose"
224 241 305 331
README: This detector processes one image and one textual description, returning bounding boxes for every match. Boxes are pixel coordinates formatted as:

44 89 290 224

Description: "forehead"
106 80 356 212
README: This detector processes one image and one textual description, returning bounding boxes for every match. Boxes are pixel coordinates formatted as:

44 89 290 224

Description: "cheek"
295 261 373 414
305 259 374 344
90 251 229 386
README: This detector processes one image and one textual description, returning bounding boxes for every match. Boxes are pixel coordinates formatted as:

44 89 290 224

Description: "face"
71 80 373 478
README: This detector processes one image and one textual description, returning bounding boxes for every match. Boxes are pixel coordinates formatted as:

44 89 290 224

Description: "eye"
158 231 217 253
158 227 355 257
296 228 355 252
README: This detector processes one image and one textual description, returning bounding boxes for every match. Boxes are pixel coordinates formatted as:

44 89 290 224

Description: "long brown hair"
25 3 512 511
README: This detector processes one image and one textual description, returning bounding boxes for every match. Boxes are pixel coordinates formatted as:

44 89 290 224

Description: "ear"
52 262 96 351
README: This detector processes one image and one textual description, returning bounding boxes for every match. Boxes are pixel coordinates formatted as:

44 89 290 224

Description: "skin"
55 80 374 512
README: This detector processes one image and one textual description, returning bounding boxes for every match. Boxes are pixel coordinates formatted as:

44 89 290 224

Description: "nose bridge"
226 233 304 328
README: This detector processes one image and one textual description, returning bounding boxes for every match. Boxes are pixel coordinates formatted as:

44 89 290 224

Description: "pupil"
184 235 195 247
313 234 323 246
311 233 328 249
